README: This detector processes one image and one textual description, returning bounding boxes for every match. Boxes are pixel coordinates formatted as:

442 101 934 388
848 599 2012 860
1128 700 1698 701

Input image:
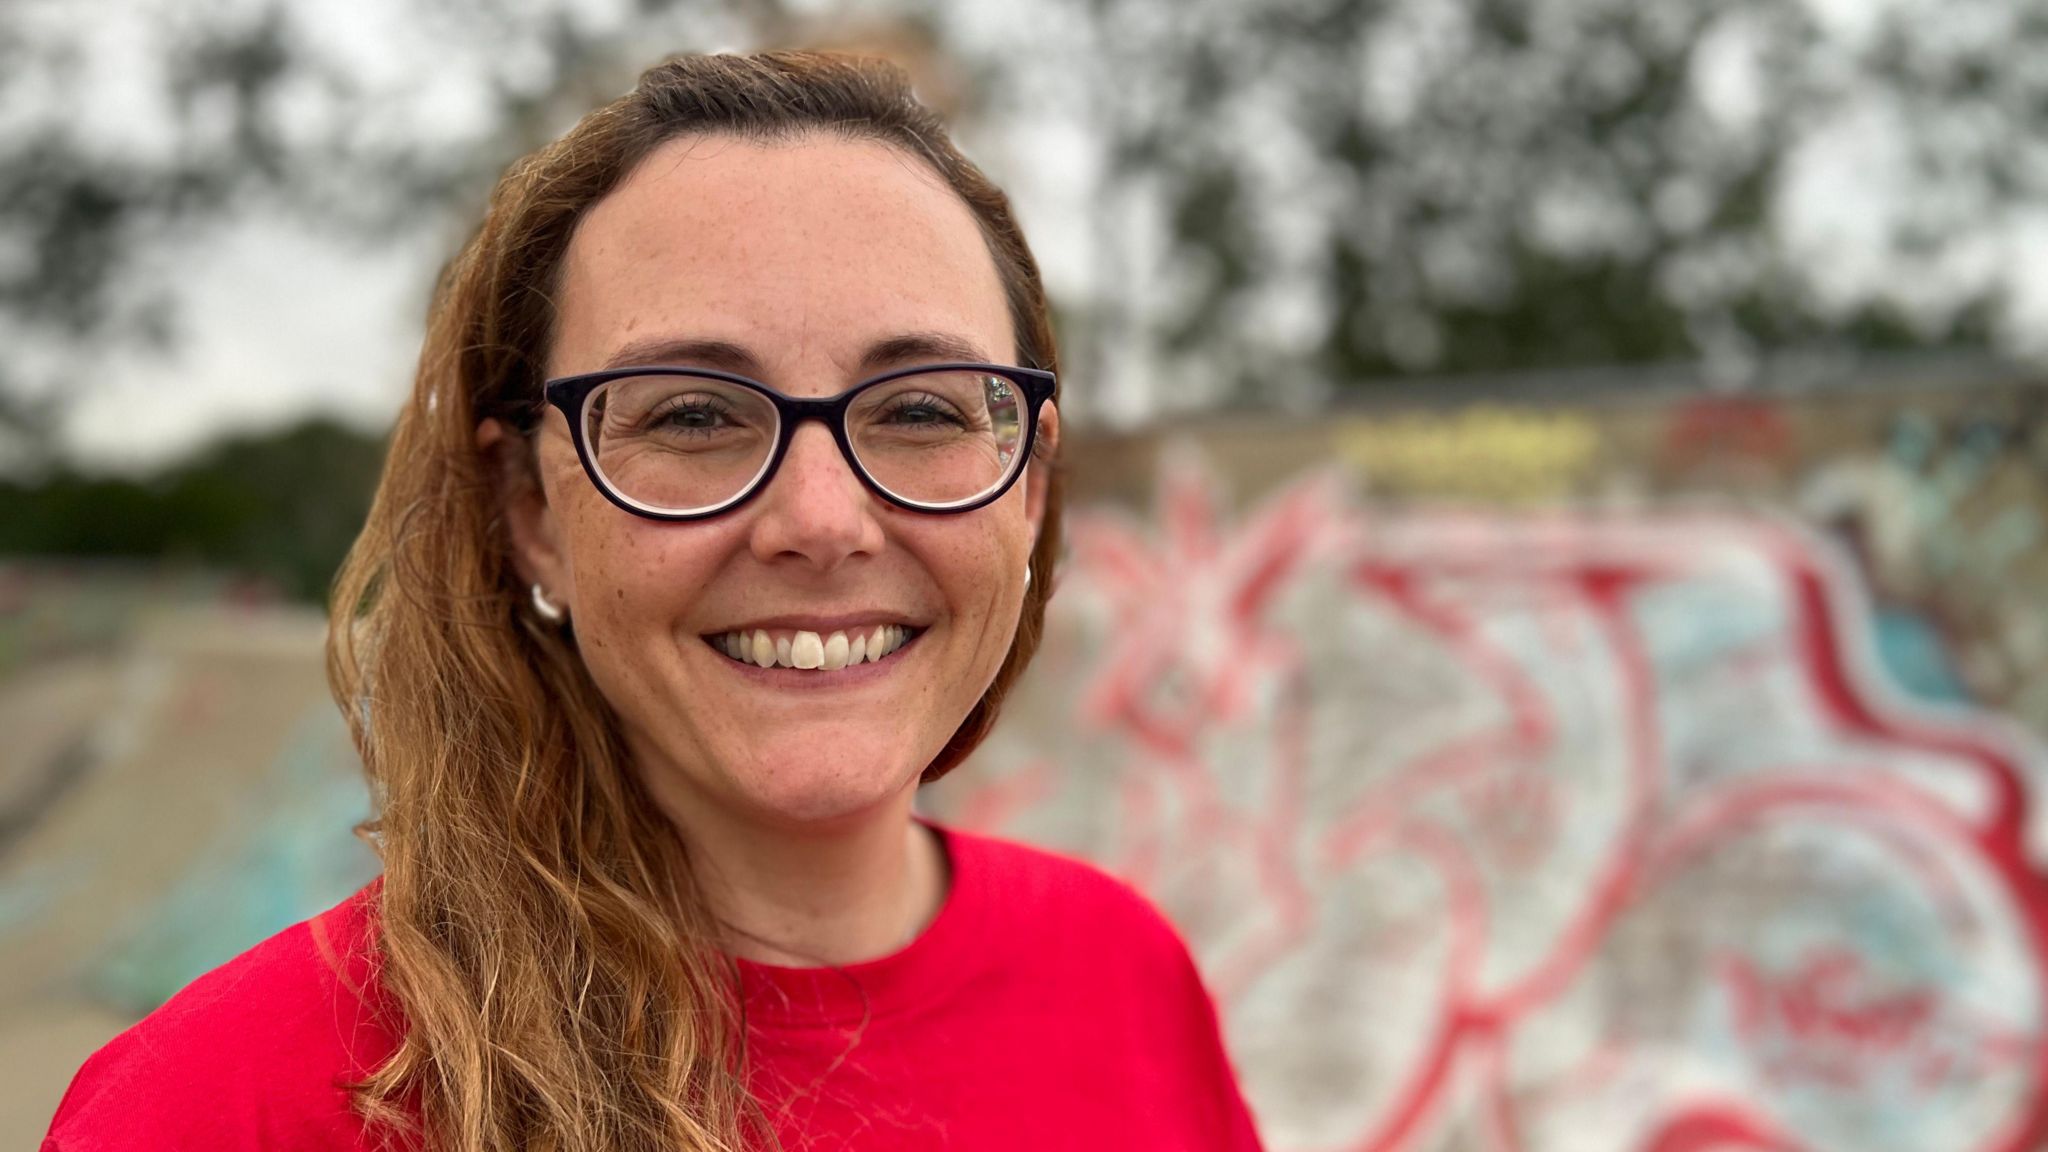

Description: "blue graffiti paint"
1872 608 1972 706
86 705 378 1015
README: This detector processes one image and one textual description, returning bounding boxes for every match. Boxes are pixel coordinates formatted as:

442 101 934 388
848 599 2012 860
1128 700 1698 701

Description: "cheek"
562 509 730 649
561 524 729 741
925 513 1030 657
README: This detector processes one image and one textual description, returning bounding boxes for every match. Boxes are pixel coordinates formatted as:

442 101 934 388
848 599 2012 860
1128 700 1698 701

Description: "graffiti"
1663 396 1794 462
1718 948 1996 1093
1333 407 1602 502
931 446 2048 1152
8 389 2048 1149
1797 404 2048 727
1658 396 1794 487
86 703 375 1014
0 606 376 1030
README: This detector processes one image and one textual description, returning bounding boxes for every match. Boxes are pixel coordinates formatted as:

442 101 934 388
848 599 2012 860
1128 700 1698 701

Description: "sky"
15 0 2048 472
59 217 436 468
17 0 1116 472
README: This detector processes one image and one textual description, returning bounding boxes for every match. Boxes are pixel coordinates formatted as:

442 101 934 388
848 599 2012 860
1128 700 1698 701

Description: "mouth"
704 624 925 671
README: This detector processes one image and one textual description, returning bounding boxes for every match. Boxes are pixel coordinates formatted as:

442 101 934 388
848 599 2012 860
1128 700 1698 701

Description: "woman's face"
505 133 1052 832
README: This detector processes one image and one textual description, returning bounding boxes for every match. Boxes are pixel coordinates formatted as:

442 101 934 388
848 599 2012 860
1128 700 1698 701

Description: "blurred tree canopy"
1072 0 2048 405
11 1 2048 400
4 0 2048 513
0 418 385 601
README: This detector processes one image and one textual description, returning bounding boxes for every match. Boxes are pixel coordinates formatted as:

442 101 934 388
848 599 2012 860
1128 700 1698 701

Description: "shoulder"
938 827 1264 1142
43 882 399 1152
941 825 1196 973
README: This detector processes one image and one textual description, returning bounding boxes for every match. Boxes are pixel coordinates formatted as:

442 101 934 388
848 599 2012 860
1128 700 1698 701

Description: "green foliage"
1066 0 2048 399
6 0 2048 433
0 419 386 602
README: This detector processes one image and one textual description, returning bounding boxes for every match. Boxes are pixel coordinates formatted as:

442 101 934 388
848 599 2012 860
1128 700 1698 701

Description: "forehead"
550 133 1014 379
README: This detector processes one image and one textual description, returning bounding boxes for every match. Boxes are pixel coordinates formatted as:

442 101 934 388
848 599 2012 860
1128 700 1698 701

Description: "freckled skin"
503 134 1054 835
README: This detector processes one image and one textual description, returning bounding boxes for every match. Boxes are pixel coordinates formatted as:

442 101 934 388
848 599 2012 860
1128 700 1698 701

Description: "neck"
657 789 948 968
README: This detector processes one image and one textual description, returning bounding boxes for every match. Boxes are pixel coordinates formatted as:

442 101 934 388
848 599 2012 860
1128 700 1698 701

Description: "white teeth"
791 630 825 669
717 626 914 669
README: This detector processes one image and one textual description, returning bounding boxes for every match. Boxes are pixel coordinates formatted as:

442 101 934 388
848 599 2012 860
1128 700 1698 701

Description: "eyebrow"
595 331 995 378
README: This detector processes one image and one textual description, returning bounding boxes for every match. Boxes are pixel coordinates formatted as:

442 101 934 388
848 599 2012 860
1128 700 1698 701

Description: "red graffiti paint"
938 451 2048 1152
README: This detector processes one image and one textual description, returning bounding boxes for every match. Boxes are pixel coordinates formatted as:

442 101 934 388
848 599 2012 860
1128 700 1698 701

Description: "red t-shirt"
44 825 1263 1150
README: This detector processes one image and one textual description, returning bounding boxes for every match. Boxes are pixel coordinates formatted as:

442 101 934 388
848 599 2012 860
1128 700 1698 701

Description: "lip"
704 612 928 636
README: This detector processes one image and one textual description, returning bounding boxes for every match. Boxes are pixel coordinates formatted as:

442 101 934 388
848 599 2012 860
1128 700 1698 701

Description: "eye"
648 395 739 435
880 391 970 428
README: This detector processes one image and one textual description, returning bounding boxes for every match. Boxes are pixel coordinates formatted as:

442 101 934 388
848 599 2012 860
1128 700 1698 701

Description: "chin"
720 739 928 828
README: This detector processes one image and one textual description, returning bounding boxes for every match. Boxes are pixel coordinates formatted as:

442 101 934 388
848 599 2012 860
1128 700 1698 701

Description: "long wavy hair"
325 50 1064 1152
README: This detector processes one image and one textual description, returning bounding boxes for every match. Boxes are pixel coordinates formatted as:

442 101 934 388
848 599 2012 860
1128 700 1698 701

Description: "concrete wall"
929 445 2048 1150
927 378 2048 1150
6 377 2048 1149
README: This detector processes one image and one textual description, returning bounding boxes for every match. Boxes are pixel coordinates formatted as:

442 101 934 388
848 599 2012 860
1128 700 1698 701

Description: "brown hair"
326 50 1063 1152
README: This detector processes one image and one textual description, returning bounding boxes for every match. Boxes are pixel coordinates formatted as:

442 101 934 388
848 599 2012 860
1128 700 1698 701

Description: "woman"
45 50 1262 1152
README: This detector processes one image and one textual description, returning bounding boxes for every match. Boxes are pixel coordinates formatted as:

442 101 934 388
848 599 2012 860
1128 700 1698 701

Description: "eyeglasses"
539 362 1058 521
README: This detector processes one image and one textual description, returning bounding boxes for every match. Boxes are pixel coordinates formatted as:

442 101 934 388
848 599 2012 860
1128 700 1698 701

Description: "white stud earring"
530 583 566 624
1024 565 1033 592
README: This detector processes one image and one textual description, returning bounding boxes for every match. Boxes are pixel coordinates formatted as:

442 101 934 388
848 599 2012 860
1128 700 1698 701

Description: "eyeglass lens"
581 368 1026 514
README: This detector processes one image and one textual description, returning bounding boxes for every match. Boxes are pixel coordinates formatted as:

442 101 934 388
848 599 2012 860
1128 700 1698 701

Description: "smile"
706 625 922 671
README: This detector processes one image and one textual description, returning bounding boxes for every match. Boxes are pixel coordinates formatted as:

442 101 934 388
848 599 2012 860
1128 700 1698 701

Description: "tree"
6 0 2048 445
0 417 388 600
1032 0 2048 408
0 0 789 468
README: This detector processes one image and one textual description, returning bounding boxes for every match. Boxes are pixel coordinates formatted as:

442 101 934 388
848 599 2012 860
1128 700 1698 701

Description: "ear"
1023 400 1059 543
476 417 571 604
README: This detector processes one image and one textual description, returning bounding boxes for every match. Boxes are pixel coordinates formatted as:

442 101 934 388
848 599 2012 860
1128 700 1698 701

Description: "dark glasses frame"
539 361 1058 521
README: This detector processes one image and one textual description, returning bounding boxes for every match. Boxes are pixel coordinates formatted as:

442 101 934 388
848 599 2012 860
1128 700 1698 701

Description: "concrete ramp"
0 605 374 1144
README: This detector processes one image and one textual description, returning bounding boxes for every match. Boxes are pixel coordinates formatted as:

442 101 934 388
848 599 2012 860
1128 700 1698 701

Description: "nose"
746 420 886 571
